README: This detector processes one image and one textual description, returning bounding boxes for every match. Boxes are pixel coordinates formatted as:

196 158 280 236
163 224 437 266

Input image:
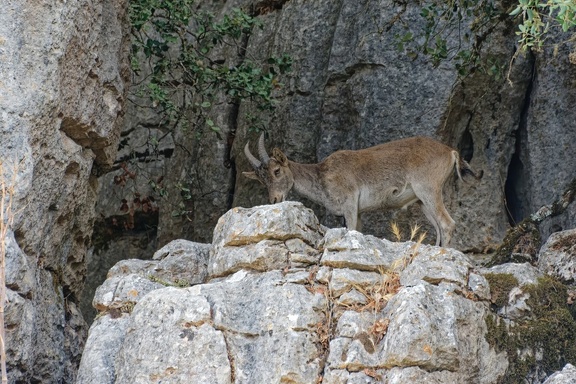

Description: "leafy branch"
129 0 292 136
510 0 576 52
393 0 507 79
394 0 576 80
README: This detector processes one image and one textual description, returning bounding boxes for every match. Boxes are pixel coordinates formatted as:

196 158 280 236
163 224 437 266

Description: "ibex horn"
258 133 270 165
244 142 262 169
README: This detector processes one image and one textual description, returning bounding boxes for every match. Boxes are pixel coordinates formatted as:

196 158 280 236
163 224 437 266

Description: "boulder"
543 364 576 384
79 202 513 384
538 228 576 284
209 202 323 277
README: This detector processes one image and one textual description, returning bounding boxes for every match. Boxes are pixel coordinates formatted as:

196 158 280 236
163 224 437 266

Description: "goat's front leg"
343 202 360 232
344 210 358 231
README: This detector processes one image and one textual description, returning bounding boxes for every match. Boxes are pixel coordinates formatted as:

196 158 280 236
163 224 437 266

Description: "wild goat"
243 134 482 246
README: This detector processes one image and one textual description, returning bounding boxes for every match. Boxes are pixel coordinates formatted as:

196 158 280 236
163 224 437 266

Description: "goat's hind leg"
420 203 442 246
413 187 456 247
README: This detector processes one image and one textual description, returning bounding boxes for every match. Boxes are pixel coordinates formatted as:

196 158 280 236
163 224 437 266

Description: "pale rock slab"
114 287 231 384
92 274 164 311
538 228 576 284
76 314 131 384
480 262 542 287
198 271 326 383
212 201 324 248
321 229 402 271
152 240 210 285
210 202 324 277
543 364 576 384
329 268 387 297
399 245 472 287
324 282 507 383
480 262 543 321
209 240 289 277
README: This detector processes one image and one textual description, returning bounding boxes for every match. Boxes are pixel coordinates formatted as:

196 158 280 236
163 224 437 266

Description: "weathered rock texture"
0 0 130 382
543 364 576 384
79 202 551 384
538 228 576 284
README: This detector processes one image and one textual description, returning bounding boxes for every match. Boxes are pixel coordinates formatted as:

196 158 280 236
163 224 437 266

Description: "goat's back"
319 136 455 183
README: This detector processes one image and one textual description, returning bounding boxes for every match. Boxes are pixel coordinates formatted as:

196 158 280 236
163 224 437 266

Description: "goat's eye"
274 169 281 177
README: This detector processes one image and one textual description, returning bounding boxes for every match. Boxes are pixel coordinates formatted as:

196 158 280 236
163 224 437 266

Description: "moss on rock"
484 275 576 384
484 273 519 307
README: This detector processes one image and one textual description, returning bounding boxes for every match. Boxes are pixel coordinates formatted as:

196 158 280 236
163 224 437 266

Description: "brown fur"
244 135 481 246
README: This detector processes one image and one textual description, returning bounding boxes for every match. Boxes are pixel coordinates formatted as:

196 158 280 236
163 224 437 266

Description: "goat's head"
243 134 294 204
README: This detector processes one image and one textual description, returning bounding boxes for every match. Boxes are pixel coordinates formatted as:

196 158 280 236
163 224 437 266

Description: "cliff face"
3 0 575 381
0 0 130 382
230 0 575 250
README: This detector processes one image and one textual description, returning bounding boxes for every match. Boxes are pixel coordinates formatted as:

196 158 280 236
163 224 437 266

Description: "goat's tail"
452 151 484 182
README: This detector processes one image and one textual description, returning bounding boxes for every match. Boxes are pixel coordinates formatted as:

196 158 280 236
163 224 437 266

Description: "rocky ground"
77 202 576 384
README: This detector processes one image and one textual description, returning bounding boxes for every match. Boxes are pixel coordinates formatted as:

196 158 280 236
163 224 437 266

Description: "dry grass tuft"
390 222 402 241
342 268 401 314
369 318 390 343
409 223 421 241
391 222 426 243
363 368 383 380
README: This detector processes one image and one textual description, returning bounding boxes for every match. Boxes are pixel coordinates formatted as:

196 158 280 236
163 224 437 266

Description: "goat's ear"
272 148 288 166
242 171 264 185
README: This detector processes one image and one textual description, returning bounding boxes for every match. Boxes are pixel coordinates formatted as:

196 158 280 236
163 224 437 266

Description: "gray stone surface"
92 274 164 312
320 228 401 271
79 203 516 384
479 262 544 322
543 364 576 384
76 314 131 384
209 202 324 277
0 0 130 380
213 201 324 248
114 287 232 384
480 262 542 287
538 228 576 284
152 240 210 285
325 281 507 382
399 245 472 287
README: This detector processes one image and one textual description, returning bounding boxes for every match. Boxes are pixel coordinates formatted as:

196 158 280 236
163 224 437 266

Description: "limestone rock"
320 228 401 271
83 271 327 384
212 201 324 248
151 239 210 286
325 282 506 383
209 202 323 277
480 262 542 287
329 268 386 297
77 201 549 384
399 245 472 287
468 272 491 301
538 228 576 284
0 0 130 381
543 364 576 384
480 263 542 321
92 274 164 312
115 288 231 384
76 314 131 384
